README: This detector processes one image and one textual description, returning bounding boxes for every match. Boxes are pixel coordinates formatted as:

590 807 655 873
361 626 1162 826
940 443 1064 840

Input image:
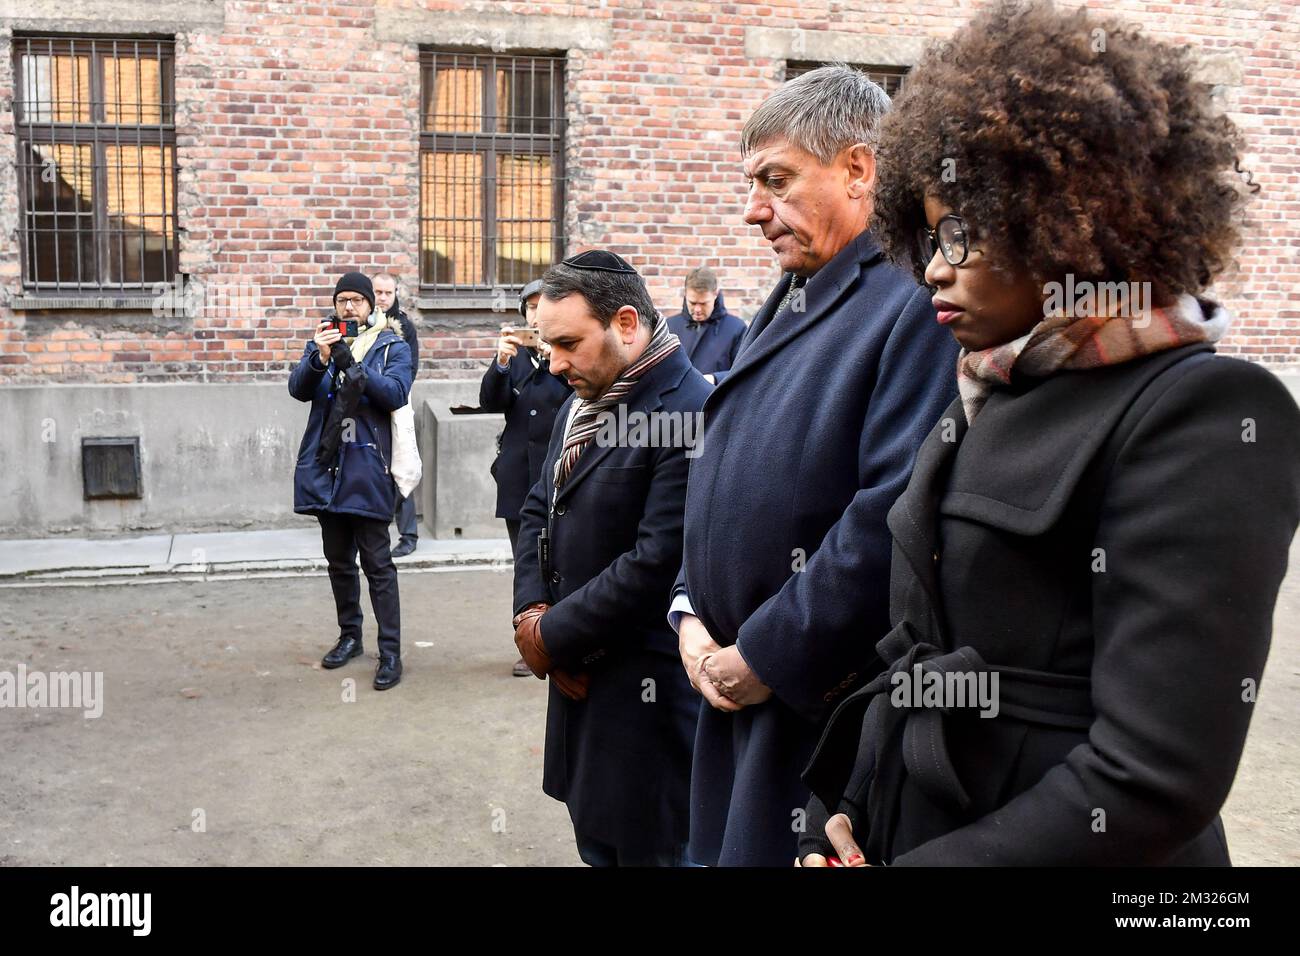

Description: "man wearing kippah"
511 250 711 866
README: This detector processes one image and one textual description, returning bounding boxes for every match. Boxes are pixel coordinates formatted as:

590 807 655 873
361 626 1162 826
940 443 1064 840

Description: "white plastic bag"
390 399 421 499
383 341 422 499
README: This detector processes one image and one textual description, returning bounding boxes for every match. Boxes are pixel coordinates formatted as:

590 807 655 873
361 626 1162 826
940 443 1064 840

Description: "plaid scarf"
957 293 1230 422
553 315 680 490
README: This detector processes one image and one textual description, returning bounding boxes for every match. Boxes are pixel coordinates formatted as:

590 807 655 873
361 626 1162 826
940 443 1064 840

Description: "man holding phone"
289 271 414 690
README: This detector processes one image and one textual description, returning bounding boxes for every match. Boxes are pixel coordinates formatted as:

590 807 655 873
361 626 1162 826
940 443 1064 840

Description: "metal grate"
82 437 143 499
419 50 566 296
13 35 178 293
784 60 909 97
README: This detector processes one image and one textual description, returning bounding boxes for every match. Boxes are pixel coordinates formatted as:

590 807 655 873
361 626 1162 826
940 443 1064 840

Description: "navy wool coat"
289 330 413 522
666 292 748 377
801 341 1300 865
514 346 713 854
676 229 959 866
479 350 572 520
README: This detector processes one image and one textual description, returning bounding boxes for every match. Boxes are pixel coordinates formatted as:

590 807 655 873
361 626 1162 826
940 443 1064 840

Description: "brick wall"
1 0 1297 384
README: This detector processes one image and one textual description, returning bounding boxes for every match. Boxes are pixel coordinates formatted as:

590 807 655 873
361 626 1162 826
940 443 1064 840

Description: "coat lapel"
713 230 882 402
887 397 966 612
553 349 689 503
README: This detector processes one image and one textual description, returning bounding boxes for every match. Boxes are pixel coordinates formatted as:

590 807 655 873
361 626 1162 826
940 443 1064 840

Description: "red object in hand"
826 857 844 867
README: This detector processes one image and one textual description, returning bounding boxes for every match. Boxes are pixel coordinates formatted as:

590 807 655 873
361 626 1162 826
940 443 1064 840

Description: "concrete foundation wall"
0 379 495 537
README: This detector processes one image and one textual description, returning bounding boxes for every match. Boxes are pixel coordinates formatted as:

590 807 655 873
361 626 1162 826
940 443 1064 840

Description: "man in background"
665 266 746 384
372 272 421 558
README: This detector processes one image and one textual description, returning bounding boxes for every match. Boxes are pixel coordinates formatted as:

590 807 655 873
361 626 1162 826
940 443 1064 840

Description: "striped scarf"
553 315 681 490
957 293 1230 422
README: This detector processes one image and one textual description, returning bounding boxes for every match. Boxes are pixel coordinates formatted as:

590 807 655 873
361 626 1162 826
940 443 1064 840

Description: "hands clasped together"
677 613 772 712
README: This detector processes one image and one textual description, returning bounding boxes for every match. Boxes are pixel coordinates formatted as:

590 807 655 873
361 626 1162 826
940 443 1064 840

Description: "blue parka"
289 329 413 521
665 291 748 377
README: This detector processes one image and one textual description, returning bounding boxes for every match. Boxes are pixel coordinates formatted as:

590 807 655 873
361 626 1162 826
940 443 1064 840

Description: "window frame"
12 33 180 296
783 60 909 96
418 48 567 304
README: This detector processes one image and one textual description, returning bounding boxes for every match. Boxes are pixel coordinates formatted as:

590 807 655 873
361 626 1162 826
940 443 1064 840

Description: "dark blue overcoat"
676 229 959 866
514 346 713 855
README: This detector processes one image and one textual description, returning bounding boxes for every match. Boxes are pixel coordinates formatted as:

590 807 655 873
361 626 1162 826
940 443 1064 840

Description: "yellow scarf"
348 312 398 365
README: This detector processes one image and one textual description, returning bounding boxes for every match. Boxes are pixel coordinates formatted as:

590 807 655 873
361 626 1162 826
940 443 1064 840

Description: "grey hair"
741 64 891 164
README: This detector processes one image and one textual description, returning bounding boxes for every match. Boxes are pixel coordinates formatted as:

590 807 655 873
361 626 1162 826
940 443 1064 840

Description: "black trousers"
506 518 521 558
394 491 418 541
317 511 400 659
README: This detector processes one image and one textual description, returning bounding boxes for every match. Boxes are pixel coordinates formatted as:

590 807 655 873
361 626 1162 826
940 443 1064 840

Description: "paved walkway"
0 526 512 586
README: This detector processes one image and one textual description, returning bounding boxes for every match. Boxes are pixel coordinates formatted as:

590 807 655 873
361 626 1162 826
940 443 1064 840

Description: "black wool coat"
479 350 572 521
677 229 960 866
514 346 713 854
801 342 1300 865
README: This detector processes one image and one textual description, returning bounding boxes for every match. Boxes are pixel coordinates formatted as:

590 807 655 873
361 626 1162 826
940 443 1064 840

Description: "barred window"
419 50 566 298
784 61 909 96
14 36 178 292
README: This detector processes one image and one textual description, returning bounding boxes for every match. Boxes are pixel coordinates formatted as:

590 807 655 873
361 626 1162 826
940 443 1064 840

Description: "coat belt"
803 619 1093 858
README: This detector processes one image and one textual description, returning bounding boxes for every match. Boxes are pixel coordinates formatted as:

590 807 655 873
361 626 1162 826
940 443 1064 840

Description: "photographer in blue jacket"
289 271 414 690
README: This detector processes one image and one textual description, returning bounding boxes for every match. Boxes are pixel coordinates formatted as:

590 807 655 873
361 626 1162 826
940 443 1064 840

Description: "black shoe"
391 537 418 558
322 636 364 669
374 654 403 690
512 657 532 678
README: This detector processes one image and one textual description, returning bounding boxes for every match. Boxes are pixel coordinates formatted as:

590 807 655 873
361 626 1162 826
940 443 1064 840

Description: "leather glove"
512 603 552 679
550 669 590 702
331 339 354 371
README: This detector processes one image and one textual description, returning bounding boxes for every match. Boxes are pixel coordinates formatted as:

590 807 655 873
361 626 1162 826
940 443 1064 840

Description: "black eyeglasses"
917 214 970 267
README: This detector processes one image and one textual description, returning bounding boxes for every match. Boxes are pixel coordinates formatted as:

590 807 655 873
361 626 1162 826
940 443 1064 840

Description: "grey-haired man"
671 65 960 865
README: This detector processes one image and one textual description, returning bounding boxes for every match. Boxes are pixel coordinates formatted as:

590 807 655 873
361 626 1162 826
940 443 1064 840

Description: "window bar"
92 37 109 291
135 41 146 288
48 38 62 288
449 52 456 291
508 54 518 287
113 39 127 288
159 44 171 283
483 57 496 290
552 57 566 266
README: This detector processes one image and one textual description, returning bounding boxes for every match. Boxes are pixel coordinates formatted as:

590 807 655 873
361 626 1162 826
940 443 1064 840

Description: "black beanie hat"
333 271 375 311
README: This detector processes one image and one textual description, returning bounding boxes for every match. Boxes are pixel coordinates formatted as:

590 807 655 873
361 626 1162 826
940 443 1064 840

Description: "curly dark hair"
873 0 1254 300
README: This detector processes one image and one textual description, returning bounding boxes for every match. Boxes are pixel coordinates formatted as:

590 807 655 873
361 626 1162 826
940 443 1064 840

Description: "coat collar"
554 346 694 502
887 343 1217 602
711 229 882 399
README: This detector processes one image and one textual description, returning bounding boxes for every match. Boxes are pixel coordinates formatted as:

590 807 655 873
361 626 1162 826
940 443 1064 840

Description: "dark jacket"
479 350 572 520
675 229 960 866
289 329 414 521
394 309 420 375
801 341 1300 865
514 346 712 854
666 291 747 377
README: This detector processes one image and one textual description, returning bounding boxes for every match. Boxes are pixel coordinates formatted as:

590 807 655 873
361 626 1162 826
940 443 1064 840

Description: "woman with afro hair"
797 0 1300 866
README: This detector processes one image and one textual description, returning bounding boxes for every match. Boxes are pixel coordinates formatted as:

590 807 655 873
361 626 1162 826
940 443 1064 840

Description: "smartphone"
506 326 541 348
325 317 358 338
